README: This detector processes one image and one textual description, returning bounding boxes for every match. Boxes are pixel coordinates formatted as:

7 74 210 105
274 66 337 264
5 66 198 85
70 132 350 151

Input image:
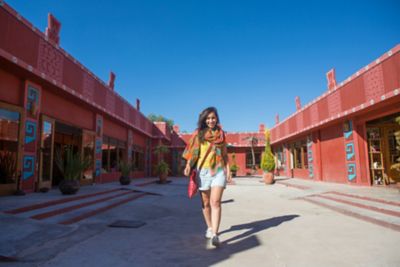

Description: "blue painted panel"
23 155 35 180
347 163 356 181
25 120 37 144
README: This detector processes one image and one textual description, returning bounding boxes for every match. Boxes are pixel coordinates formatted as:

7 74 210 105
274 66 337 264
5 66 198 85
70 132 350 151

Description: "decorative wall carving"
327 90 341 117
363 64 384 100
37 39 63 82
82 73 95 101
310 104 319 125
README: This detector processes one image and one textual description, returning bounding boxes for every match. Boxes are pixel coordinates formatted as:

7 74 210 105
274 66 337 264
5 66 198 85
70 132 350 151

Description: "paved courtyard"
1 177 399 267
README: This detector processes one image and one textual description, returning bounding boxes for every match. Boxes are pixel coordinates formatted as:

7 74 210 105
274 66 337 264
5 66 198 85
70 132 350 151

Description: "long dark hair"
197 107 221 143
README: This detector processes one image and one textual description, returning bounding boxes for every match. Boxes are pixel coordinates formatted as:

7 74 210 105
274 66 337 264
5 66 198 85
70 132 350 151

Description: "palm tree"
242 136 259 174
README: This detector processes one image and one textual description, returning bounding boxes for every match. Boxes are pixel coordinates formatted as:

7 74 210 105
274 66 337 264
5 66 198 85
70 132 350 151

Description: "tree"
147 113 174 128
242 136 259 174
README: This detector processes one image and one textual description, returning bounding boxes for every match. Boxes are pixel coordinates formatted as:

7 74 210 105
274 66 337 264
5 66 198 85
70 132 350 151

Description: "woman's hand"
226 170 232 183
184 164 191 177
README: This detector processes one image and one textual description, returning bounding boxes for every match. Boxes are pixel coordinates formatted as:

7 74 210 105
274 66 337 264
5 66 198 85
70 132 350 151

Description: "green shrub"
260 129 275 172
230 153 239 172
155 160 170 175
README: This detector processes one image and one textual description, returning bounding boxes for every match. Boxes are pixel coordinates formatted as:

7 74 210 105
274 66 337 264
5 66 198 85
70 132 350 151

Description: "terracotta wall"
0 68 22 106
41 89 93 130
103 118 127 141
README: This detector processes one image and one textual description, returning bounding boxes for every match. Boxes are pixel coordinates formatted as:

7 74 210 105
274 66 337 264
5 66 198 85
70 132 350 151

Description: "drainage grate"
108 220 146 229
0 255 18 262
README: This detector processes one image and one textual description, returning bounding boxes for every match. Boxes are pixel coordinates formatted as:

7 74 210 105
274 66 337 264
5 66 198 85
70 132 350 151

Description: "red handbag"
188 169 198 198
188 143 214 198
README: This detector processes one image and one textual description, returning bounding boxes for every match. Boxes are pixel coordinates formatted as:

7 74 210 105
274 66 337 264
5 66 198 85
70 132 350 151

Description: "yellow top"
197 141 214 169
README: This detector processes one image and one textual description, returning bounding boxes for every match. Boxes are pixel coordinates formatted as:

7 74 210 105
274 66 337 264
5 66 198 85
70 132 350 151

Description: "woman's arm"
222 143 232 181
182 130 199 176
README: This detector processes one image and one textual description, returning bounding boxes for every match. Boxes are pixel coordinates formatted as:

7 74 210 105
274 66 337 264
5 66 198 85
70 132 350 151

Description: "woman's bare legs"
210 186 224 235
200 190 212 229
200 187 225 236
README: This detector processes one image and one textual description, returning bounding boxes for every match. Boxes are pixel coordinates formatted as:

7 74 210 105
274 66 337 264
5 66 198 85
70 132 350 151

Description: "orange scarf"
183 128 228 174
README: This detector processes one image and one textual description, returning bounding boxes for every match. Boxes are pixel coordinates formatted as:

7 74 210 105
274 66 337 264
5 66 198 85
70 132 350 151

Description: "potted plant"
55 146 91 195
153 144 170 183
230 164 239 177
119 161 132 185
154 160 170 183
260 129 275 184
230 153 239 177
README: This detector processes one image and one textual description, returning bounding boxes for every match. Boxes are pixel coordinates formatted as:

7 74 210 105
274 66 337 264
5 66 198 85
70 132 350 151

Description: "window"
0 107 20 184
102 136 127 173
292 140 308 169
109 138 118 171
131 145 144 171
102 137 110 172
246 150 261 168
82 131 95 179
275 146 284 169
118 140 127 164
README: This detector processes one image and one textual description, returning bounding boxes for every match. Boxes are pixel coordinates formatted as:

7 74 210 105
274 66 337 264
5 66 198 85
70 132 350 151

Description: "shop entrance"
0 103 23 195
52 122 82 186
366 112 400 186
38 116 55 190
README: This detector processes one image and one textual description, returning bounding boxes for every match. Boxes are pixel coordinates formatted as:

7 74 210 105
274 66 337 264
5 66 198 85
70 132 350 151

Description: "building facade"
270 45 400 187
0 3 166 195
0 2 266 195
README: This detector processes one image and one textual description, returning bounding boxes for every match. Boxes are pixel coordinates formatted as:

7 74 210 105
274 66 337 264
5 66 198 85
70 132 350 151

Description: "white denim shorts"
197 168 227 191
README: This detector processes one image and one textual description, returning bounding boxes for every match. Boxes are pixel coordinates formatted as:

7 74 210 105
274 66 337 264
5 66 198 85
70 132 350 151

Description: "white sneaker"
211 235 220 247
205 228 213 239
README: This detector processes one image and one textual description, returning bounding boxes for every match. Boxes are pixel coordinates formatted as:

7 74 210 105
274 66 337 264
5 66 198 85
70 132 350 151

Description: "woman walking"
183 107 231 247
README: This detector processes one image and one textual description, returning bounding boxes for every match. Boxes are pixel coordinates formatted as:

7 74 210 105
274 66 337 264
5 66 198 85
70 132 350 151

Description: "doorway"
52 121 82 186
38 116 55 190
366 112 400 186
0 103 23 195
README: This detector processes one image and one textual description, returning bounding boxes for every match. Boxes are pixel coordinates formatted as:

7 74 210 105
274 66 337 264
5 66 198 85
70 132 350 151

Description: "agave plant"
119 161 132 177
55 146 91 181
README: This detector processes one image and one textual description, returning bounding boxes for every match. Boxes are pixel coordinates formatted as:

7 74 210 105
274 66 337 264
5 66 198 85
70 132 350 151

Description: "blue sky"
6 0 400 132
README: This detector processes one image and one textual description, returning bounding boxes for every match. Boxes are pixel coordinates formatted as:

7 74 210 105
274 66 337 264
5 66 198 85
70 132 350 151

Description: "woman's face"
205 112 217 129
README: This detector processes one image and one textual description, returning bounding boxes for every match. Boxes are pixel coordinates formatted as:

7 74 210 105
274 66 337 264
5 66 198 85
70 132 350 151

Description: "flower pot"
159 173 168 184
119 176 131 185
231 171 237 177
263 172 275 185
59 180 80 195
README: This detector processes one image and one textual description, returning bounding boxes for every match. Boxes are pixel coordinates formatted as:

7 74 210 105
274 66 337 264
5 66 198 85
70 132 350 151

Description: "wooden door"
384 125 400 184
81 130 95 185
38 116 55 190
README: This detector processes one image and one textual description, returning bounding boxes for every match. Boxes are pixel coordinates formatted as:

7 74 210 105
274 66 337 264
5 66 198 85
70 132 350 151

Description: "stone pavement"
0 176 399 267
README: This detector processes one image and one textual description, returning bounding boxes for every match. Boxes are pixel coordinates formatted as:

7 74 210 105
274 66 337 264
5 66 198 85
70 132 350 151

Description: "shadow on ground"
178 214 300 267
220 215 300 244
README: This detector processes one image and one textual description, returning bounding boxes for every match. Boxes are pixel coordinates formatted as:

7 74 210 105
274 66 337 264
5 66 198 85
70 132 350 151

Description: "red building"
0 2 266 195
270 44 400 187
0 3 165 195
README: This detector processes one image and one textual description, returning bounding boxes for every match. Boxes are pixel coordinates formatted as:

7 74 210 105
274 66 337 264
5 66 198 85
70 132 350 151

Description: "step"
301 193 400 232
4 188 121 215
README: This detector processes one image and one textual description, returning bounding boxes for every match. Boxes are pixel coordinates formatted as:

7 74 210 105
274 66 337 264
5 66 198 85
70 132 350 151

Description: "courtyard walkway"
0 176 399 267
